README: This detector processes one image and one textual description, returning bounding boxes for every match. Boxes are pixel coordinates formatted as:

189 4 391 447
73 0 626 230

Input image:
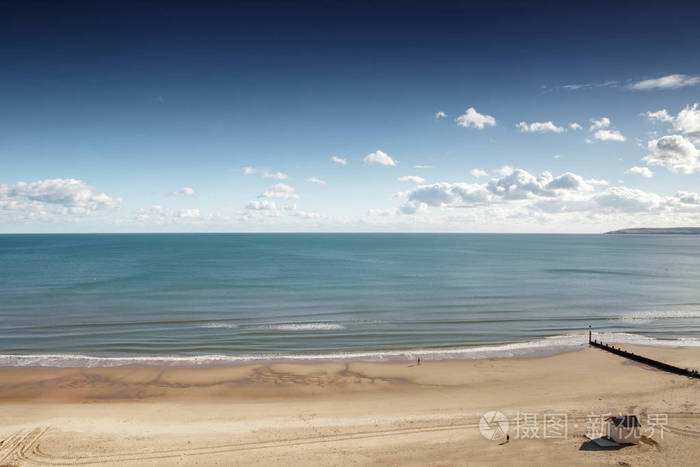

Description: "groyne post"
588 327 699 379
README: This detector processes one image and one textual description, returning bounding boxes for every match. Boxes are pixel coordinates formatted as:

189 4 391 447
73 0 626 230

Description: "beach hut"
606 415 641 444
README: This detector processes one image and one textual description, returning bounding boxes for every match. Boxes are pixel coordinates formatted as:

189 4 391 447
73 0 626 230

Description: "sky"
2 0 700 233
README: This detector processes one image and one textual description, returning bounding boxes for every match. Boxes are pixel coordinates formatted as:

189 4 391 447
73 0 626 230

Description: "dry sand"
0 345 698 466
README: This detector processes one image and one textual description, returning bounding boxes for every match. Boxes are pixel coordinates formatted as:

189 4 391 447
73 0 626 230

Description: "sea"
1 233 699 367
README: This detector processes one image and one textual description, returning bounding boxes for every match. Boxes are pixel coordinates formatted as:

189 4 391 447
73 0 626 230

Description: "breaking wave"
2 332 698 368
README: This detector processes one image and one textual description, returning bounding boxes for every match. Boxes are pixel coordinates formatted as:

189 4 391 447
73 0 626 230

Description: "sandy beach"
1 345 698 466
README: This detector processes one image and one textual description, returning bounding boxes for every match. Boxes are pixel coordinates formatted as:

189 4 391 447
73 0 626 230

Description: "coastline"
2 331 699 369
1 345 699 465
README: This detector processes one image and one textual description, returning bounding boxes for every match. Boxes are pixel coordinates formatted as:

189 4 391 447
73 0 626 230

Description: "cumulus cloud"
405 169 597 210
646 104 700 137
392 167 700 223
470 168 488 177
516 121 566 133
259 183 300 199
569 122 583 130
263 171 288 180
172 186 196 196
629 74 700 91
455 107 496 129
673 191 700 205
331 156 347 165
592 187 666 212
397 175 425 183
413 165 434 169
495 165 515 176
589 117 611 131
399 200 428 215
643 134 700 174
0 178 121 219
674 104 700 141
626 166 654 178
593 129 626 142
646 109 674 122
246 200 277 210
364 150 397 166
242 167 256 175
435 111 447 119
307 177 326 185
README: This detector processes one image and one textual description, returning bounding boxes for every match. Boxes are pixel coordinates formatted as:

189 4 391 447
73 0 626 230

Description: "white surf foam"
199 323 239 329
620 310 700 323
271 323 346 331
2 332 698 368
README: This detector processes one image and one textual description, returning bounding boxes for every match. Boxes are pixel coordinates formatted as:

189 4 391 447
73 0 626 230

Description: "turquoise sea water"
1 233 700 367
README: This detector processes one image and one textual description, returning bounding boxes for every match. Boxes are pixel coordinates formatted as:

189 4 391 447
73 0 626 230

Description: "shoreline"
2 332 699 369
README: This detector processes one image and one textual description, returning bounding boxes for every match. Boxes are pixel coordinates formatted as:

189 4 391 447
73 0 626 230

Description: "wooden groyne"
589 334 700 379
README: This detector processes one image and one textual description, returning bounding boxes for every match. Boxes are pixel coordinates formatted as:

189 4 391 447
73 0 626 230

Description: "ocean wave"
271 323 346 331
620 310 700 323
199 323 239 329
2 332 698 368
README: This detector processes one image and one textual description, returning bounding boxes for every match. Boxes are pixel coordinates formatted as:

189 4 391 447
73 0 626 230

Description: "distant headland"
605 227 700 235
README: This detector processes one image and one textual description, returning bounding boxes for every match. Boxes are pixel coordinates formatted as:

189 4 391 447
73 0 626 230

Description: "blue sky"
2 0 700 232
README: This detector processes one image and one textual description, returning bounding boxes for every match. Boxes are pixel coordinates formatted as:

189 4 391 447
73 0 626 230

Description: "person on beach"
417 357 421 366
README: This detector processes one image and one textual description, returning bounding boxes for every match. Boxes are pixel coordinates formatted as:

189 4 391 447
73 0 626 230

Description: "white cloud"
293 210 321 219
408 182 489 207
495 165 515 176
331 156 347 165
260 183 300 199
392 167 700 224
455 107 496 129
643 134 700 174
0 179 121 219
629 74 700 91
553 154 561 159
246 200 277 210
644 103 700 143
435 111 447 119
673 191 700 205
263 171 288 180
178 208 201 218
405 169 596 210
242 167 256 175
561 81 619 91
172 186 196 196
569 122 582 130
413 165 434 169
516 121 566 133
625 166 654 178
364 150 397 166
368 208 397 217
470 168 488 177
399 201 428 215
594 129 626 142
307 177 326 185
674 104 700 141
646 109 674 122
397 175 425 183
589 117 611 131
135 205 202 222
